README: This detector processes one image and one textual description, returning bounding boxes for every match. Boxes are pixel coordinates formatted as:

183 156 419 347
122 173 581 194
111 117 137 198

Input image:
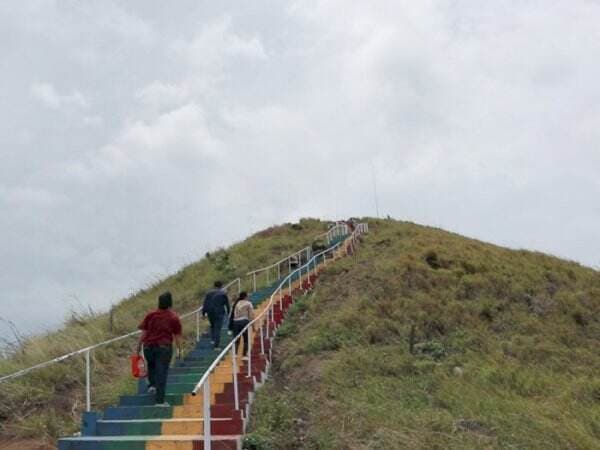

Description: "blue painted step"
119 394 184 407
104 405 174 420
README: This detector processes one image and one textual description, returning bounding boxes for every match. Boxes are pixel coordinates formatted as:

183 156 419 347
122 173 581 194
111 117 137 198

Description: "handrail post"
85 350 91 412
266 304 270 337
288 274 292 296
247 327 252 378
196 311 200 342
279 288 283 311
278 263 281 280
231 342 239 411
203 378 211 450
260 323 265 355
253 273 256 292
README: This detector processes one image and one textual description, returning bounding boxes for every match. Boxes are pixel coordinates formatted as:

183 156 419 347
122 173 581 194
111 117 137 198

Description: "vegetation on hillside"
247 219 600 449
0 219 330 446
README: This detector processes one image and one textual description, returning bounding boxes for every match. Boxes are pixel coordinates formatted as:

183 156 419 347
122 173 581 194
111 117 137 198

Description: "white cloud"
0 186 68 208
2 1 600 338
136 82 191 110
62 103 224 182
172 16 267 75
83 116 104 127
29 82 88 110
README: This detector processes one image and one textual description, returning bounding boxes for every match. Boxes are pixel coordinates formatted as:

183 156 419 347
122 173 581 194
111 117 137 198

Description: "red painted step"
192 438 240 450
211 404 243 420
210 418 244 435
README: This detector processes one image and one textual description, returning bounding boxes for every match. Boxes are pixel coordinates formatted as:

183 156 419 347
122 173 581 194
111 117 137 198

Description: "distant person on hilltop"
202 281 231 350
346 219 355 232
229 291 255 360
137 291 183 407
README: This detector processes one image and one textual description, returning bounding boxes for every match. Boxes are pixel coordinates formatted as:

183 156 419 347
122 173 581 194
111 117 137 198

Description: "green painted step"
166 383 197 395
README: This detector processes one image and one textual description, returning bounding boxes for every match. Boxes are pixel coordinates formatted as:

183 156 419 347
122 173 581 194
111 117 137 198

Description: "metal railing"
246 246 310 292
0 225 348 413
246 223 350 292
314 222 350 245
0 278 241 412
191 224 368 450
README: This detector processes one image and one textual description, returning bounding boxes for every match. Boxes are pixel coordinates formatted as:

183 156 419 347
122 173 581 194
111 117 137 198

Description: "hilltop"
247 220 600 449
2 218 599 450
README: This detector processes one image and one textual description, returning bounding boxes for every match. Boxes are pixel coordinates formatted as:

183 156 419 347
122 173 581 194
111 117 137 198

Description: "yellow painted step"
181 387 223 405
162 421 203 435
172 405 204 418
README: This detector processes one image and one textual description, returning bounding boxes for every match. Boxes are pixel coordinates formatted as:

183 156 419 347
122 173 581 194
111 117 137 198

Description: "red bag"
130 354 147 378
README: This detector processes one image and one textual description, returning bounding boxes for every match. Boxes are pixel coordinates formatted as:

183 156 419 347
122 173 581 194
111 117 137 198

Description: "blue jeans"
207 313 225 348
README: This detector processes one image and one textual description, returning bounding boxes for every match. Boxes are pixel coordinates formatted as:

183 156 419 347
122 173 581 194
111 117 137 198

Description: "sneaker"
155 402 170 407
147 386 156 394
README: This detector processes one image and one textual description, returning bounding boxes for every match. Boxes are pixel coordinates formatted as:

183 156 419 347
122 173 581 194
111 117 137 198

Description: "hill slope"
0 218 331 447
247 219 600 449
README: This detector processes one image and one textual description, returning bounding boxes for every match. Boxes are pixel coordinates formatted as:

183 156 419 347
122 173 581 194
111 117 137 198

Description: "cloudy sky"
1 0 599 340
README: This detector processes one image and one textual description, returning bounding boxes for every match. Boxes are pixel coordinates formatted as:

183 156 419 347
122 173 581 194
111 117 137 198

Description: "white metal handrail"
246 245 311 292
245 247 310 276
0 278 241 412
314 222 350 245
191 224 368 450
0 278 240 383
245 223 350 291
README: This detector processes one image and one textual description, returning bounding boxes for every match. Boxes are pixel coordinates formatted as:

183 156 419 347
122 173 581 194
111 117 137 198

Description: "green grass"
0 218 331 444
246 219 600 450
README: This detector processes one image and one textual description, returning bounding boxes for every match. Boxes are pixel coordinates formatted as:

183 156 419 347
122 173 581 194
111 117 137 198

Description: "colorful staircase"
58 232 359 450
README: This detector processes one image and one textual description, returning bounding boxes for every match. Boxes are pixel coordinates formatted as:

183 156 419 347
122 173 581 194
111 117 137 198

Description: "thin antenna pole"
370 159 380 218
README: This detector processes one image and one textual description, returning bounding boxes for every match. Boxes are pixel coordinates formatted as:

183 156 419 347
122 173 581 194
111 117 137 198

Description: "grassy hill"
0 218 331 446
247 219 600 449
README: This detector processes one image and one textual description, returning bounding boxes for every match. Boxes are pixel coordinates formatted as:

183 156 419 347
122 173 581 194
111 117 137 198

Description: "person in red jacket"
136 291 183 406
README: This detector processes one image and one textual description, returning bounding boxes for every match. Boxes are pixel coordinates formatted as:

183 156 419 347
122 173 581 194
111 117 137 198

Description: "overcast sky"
1 0 599 340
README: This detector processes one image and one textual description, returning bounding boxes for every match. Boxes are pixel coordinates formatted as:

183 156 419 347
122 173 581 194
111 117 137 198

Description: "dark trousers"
144 345 173 404
232 319 250 356
207 313 225 348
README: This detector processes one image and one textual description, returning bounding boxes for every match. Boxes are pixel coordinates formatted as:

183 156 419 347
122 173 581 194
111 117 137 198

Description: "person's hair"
214 281 223 289
238 291 248 300
158 291 173 310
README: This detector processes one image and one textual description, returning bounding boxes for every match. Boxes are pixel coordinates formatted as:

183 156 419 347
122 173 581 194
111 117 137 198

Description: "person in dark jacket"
202 281 230 350
137 291 183 407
